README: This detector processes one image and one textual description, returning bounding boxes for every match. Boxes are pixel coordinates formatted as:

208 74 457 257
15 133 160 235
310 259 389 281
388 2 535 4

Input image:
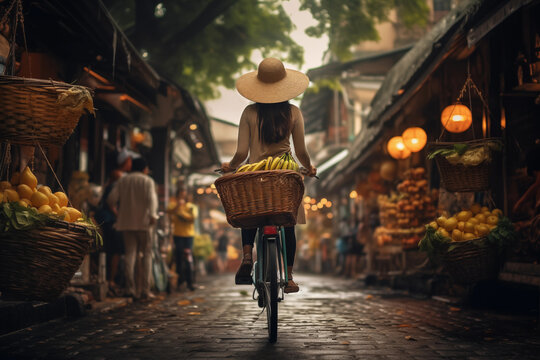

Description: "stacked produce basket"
421 138 515 284
377 167 438 249
0 75 98 302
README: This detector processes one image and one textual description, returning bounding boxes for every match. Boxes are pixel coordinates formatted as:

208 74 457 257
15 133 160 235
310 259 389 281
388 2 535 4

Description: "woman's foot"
235 257 253 285
284 278 299 293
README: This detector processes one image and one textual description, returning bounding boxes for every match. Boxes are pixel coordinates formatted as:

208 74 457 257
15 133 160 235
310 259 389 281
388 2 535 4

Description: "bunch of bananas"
235 153 299 173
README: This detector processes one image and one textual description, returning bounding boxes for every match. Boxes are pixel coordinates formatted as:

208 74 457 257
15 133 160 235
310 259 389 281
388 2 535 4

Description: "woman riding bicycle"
221 57 317 294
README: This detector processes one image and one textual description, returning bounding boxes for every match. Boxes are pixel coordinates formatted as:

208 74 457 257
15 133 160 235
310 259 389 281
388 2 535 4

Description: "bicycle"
214 166 316 343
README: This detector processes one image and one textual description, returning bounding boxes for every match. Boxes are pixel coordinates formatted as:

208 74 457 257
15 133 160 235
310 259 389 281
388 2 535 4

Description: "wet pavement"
0 273 539 359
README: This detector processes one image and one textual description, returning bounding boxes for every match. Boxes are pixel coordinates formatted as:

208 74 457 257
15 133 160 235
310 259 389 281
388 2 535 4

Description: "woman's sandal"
235 257 253 285
284 278 299 293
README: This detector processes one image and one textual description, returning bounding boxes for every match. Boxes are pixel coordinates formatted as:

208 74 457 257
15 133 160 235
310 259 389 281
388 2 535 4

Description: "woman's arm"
222 106 251 172
291 107 317 176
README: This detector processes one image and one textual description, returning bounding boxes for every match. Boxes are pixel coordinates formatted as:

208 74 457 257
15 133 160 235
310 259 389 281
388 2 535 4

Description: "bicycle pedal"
235 276 253 285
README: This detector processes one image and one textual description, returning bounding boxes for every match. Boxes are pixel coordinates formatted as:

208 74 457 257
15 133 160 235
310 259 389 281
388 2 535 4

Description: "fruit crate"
215 170 304 228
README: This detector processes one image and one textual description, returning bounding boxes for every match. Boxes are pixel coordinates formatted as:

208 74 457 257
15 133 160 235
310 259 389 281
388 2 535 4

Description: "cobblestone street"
1 273 539 360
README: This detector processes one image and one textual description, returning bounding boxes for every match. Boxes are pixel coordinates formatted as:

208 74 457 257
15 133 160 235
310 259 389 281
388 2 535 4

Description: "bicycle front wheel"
263 238 278 343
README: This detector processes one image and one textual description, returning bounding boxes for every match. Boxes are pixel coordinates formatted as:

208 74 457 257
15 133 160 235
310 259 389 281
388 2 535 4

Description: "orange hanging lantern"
387 136 411 160
440 103 472 133
402 127 427 152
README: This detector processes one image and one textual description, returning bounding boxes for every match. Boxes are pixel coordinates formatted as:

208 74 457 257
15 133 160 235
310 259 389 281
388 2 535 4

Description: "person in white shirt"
108 157 158 300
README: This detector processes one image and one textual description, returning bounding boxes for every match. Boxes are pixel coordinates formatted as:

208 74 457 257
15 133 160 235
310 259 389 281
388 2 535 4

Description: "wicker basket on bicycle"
0 76 94 146
215 170 304 229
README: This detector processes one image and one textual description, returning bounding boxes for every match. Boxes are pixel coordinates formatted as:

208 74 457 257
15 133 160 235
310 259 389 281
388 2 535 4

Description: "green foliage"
418 225 450 262
0 202 103 247
105 0 303 100
0 202 49 232
419 217 518 264
486 217 518 254
306 77 342 94
299 0 429 61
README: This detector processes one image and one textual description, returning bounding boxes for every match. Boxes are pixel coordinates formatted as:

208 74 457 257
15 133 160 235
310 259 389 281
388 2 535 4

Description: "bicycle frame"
252 226 288 295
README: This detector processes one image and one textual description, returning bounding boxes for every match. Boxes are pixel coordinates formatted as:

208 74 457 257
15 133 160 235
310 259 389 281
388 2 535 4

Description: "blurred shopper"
216 229 230 273
108 157 158 300
97 150 136 296
96 169 124 295
167 187 198 291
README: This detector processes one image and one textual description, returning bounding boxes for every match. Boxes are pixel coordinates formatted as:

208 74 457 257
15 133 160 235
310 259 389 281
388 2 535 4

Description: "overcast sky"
204 0 329 125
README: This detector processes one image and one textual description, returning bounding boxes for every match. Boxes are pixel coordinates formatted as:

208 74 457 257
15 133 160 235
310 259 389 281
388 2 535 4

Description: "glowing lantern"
402 127 427 152
387 136 411 160
440 103 472 133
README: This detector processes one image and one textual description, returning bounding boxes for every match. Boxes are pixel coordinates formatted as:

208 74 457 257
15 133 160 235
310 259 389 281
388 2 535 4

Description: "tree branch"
161 0 238 49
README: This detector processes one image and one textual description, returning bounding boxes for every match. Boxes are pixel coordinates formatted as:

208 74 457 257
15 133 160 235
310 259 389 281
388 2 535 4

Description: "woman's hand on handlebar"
300 165 318 178
220 162 235 173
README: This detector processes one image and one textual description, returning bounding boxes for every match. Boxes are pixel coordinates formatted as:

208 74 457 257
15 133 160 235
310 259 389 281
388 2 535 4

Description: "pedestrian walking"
216 229 230 273
220 57 317 293
107 157 158 300
167 187 198 291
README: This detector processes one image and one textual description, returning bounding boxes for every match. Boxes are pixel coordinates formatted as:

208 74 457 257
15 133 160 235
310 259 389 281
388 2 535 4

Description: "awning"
467 0 534 47
322 0 510 191
25 0 161 105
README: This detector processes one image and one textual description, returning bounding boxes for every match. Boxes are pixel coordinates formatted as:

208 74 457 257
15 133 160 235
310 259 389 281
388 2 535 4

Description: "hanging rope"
35 141 72 207
439 58 493 140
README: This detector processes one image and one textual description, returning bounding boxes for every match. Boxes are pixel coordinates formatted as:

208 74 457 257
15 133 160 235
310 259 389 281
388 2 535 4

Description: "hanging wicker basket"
0 76 94 147
215 170 304 229
429 138 500 193
0 219 97 302
443 237 500 284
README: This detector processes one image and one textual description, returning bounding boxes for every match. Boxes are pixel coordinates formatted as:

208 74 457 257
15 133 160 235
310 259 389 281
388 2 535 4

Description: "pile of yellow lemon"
427 203 503 242
0 166 82 222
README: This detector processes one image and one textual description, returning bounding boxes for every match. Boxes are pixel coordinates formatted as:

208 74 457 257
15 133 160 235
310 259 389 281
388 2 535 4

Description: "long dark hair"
256 101 292 144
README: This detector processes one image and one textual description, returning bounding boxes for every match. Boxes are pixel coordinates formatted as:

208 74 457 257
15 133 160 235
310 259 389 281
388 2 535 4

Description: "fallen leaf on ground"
365 295 374 300
449 307 461 312
483 337 495 341
239 290 249 296
397 324 412 328
340 341 350 345
188 312 201 316
193 297 205 303
136 328 155 333
405 336 416 341
396 310 405 315
177 300 191 306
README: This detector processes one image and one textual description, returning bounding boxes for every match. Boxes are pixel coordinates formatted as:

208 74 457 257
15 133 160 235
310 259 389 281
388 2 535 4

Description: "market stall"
0 77 100 302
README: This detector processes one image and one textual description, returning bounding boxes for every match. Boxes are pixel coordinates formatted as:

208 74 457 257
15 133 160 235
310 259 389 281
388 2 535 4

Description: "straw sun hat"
236 58 309 104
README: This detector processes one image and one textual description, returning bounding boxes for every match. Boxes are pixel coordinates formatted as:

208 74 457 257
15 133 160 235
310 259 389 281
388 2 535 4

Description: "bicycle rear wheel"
263 238 278 343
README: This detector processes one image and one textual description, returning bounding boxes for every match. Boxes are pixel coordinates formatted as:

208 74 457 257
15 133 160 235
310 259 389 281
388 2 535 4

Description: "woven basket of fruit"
215 155 305 228
0 167 101 302
0 76 94 146
442 238 499 284
419 204 517 284
428 138 502 193
0 216 98 302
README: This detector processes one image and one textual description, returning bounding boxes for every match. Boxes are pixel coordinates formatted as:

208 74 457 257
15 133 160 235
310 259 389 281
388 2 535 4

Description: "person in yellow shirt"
167 187 198 291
